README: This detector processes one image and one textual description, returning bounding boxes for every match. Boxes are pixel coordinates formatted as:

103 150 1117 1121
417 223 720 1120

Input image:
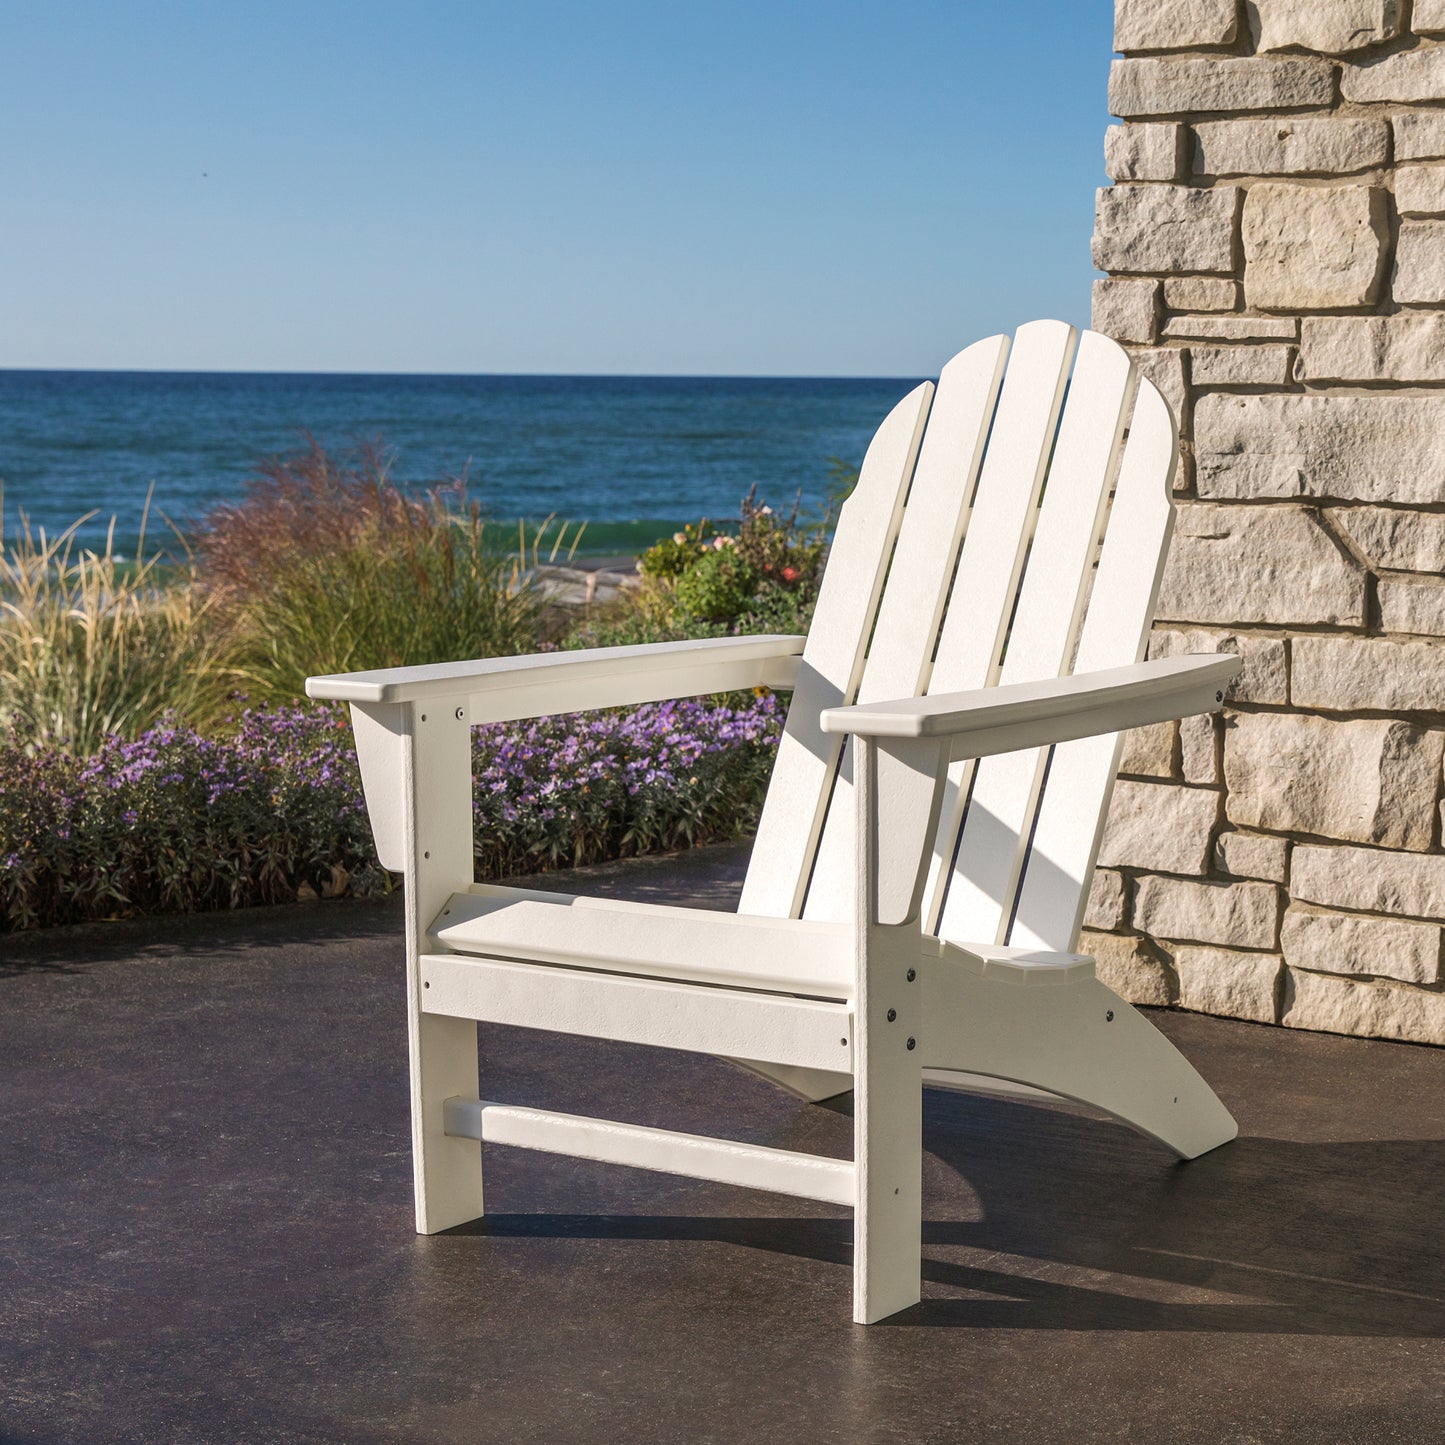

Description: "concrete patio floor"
5 842 1445 1444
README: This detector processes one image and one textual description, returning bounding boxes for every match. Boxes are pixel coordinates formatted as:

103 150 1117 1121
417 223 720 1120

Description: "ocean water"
0 370 915 558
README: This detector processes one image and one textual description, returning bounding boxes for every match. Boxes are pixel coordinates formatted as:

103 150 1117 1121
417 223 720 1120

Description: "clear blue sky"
1 1 1115 376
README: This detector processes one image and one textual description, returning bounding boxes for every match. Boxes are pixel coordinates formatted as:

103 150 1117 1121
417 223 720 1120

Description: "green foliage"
672 544 759 622
597 487 827 642
636 518 721 582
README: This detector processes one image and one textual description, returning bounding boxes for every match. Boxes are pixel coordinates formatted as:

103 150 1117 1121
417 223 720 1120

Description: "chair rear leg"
853 1040 922 1323
924 967 1237 1160
852 925 924 1324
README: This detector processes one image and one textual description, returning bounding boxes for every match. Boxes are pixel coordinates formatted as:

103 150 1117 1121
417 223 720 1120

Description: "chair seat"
429 884 1095 999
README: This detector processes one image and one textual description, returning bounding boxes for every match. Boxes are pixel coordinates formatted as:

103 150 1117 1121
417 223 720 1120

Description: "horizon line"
0 363 921 383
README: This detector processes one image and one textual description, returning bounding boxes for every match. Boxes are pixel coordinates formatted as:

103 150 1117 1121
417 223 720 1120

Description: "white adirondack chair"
307 321 1241 1324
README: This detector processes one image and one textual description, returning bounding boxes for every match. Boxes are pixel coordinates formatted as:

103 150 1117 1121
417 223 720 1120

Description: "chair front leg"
353 699 483 1233
850 735 944 1324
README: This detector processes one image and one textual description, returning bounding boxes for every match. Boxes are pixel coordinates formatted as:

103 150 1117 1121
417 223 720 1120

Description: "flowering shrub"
1 706 380 932
572 489 828 648
0 693 783 933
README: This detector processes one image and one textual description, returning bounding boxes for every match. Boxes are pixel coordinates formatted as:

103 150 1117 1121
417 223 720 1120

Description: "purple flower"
2 689 784 934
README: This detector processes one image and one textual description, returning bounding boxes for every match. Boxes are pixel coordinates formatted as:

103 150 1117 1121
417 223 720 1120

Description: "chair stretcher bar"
443 1098 856 1207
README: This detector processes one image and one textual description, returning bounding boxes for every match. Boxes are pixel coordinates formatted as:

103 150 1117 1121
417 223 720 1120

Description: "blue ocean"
0 371 915 558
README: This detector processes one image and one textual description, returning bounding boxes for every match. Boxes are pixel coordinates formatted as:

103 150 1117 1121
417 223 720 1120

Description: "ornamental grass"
0 494 237 755
193 440 561 705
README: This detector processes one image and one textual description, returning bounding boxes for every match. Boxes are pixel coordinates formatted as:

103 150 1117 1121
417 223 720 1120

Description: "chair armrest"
820 655 1239 755
306 633 806 719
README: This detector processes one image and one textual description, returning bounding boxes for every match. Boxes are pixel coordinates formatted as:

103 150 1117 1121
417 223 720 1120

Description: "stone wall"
1089 0 1445 1045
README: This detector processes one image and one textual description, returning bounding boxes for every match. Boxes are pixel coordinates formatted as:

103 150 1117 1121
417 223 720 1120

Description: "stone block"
1115 0 1239 50
1241 183 1387 310
1393 221 1445 304
1084 869 1127 931
1394 110 1445 160
1215 830 1289 883
1130 347 1188 420
1148 627 1289 705
1080 931 1174 1007
1179 713 1219 785
1343 44 1445 103
1224 712 1443 850
1292 843 1445 921
1110 57 1337 117
1156 504 1364 628
1292 634 1445 712
1194 393 1445 504
1119 719 1178 778
1418 0 1445 33
1164 315 1298 340
1283 968 1445 1044
1092 278 1160 344
1189 344 1295 386
1379 576 1445 637
1281 907 1442 985
1163 276 1239 311
1105 123 1185 182
1299 314 1445 383
1175 946 1281 1023
1098 779 1219 874
1133 875 1280 948
1396 164 1445 216
1192 116 1389 176
1251 0 1403 54
1334 507 1445 571
1092 185 1240 274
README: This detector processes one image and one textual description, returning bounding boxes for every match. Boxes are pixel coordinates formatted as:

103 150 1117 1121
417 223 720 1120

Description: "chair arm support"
820 654 1240 752
306 634 805 720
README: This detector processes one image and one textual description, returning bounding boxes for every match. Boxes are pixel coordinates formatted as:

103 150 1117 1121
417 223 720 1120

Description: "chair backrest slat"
799 334 1011 923
915 319 1079 932
738 321 1177 960
737 382 932 921
1007 380 1177 950
935 329 1136 946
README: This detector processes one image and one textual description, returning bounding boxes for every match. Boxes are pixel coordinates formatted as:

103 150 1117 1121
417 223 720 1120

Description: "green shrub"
573 489 828 648
672 543 759 622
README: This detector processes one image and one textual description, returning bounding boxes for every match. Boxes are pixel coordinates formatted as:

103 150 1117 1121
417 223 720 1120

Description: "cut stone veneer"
1094 2 1445 1045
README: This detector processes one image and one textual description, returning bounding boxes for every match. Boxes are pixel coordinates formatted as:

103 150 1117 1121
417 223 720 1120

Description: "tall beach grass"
0 488 237 754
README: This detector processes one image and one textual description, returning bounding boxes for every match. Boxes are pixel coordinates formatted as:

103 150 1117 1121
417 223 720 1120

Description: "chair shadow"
460 1089 1445 1338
